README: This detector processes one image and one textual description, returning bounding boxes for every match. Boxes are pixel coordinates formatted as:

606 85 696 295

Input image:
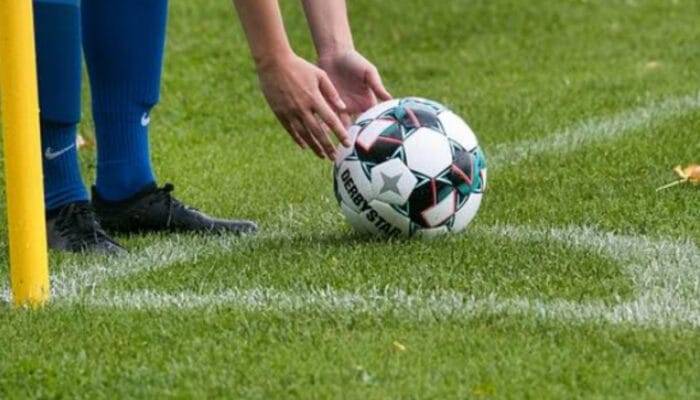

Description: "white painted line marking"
44 224 699 327
76 287 700 327
489 91 700 167
2 93 699 327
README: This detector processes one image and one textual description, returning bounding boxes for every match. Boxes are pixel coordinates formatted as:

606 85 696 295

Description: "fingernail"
337 99 347 110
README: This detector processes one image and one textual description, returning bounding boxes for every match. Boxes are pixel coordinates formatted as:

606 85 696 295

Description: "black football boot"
92 183 258 235
46 202 126 254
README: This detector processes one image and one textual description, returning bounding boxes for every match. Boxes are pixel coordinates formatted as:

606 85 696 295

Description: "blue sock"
34 0 89 212
81 0 168 202
40 123 88 212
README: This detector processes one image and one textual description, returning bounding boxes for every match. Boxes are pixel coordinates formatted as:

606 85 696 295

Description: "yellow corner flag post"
0 0 50 306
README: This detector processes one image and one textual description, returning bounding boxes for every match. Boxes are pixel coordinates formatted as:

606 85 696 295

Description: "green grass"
2 310 699 399
105 231 629 303
1 0 700 398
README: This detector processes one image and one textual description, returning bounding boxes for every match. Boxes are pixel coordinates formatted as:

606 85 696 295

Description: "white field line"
79 288 700 328
2 92 699 326
61 224 700 327
489 91 700 167
0 235 246 303
49 213 308 298
0 206 311 303
33 89 698 298
50 235 243 298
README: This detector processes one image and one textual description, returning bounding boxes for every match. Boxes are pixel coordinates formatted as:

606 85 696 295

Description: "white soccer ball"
333 97 487 238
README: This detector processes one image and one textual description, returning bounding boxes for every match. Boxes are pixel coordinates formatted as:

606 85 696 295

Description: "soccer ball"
333 97 486 238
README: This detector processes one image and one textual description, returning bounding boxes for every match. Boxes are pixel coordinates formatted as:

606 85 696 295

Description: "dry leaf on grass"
656 164 700 191
392 340 406 352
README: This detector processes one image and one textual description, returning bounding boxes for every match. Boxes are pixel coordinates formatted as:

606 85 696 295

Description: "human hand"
257 53 351 160
317 49 392 126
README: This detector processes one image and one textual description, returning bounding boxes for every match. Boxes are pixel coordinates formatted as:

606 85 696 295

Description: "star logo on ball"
379 172 402 195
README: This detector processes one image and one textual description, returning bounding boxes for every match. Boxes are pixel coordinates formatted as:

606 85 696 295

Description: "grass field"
2 0 700 398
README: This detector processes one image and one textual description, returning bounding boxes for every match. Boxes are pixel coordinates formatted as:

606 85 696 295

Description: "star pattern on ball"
333 97 486 237
379 172 402 195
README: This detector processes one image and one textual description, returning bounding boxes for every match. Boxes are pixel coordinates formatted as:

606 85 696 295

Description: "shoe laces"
148 183 198 227
56 203 115 248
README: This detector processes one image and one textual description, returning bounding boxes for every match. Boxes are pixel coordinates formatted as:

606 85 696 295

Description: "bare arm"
232 0 350 160
231 0 294 67
301 0 354 57
301 0 391 123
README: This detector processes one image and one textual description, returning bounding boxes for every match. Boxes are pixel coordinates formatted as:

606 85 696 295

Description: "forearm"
231 0 294 67
301 0 354 58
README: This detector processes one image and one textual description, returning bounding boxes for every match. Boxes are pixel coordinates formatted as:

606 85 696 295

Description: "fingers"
317 72 352 146
277 112 306 149
319 72 347 111
279 99 348 160
290 118 324 159
267 64 357 161
339 112 353 128
314 99 351 148
301 112 336 160
367 67 392 101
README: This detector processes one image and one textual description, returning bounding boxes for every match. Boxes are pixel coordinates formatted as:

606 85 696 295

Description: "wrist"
316 41 355 61
253 45 296 71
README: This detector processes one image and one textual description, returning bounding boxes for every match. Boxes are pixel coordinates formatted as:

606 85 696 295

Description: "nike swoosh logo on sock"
141 112 150 127
45 144 75 160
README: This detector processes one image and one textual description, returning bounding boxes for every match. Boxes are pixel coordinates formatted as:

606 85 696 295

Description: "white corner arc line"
0 206 318 303
52 224 700 328
1 93 698 327
489 91 700 168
